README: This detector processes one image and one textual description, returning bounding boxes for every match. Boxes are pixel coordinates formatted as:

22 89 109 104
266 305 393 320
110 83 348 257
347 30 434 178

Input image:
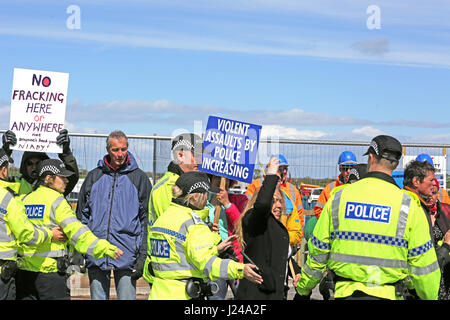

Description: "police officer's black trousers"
16 270 70 300
335 290 388 300
0 277 15 300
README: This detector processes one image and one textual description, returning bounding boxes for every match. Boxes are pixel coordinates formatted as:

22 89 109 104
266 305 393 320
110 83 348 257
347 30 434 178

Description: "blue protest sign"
200 116 261 184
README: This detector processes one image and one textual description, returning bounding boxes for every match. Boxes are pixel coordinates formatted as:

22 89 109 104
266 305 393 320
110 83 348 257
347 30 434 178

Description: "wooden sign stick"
213 177 227 225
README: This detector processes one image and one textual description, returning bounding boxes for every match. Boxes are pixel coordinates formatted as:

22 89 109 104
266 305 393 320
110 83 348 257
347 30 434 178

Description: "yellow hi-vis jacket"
18 186 119 273
144 170 180 284
143 169 221 284
0 182 52 263
148 201 245 300
297 175 440 300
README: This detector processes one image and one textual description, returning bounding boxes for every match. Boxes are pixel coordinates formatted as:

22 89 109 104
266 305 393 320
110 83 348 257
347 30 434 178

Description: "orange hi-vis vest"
246 178 304 246
439 188 450 205
314 176 344 219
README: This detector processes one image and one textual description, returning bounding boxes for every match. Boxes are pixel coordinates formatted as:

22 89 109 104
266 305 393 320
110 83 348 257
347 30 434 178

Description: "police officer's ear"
0 165 8 180
176 149 184 163
44 174 54 186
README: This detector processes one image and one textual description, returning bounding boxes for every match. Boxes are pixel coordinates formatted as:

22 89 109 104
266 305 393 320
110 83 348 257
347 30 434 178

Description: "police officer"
296 135 440 300
16 159 124 300
0 149 67 300
143 133 203 285
148 171 262 300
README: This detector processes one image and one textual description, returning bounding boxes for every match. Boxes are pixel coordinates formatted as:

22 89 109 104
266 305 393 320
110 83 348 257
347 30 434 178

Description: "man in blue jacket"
76 130 152 300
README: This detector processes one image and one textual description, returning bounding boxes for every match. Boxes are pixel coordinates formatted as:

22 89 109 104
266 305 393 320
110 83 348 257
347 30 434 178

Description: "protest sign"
200 116 261 184
9 68 69 153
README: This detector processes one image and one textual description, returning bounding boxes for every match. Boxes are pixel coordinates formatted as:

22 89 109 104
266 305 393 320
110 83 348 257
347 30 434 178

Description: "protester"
415 153 450 204
16 158 123 300
404 161 450 300
236 157 301 300
314 151 358 219
76 130 151 300
206 175 247 299
245 154 304 247
2 129 79 196
148 171 262 300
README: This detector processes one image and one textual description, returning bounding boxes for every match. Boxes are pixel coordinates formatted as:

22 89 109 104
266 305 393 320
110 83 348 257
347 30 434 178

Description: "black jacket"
235 174 300 300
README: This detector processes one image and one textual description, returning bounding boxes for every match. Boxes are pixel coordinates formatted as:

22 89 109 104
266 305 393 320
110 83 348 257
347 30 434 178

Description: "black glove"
219 246 239 262
436 243 450 269
56 129 71 154
2 130 17 155
131 257 145 280
293 292 311 300
70 250 87 274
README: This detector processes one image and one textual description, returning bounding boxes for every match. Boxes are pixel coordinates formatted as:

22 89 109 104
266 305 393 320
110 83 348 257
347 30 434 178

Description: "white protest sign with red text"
9 68 69 153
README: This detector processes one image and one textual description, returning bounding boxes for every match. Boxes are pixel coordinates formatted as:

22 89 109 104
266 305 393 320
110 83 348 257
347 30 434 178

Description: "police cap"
0 148 13 167
363 135 402 161
175 171 220 197
37 159 74 178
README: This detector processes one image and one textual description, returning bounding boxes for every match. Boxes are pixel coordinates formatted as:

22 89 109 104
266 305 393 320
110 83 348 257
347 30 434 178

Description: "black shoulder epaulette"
5 187 18 197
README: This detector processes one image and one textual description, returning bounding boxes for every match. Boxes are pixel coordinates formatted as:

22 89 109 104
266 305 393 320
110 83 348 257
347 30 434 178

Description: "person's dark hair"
34 173 55 191
403 160 435 188
106 130 128 150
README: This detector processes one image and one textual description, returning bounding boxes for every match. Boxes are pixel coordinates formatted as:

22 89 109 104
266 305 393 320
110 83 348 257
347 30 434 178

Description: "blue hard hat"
272 154 288 166
338 151 357 165
416 153 434 167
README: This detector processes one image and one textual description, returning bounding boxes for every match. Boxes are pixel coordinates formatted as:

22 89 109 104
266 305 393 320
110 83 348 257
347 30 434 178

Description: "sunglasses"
339 165 353 171
26 160 40 166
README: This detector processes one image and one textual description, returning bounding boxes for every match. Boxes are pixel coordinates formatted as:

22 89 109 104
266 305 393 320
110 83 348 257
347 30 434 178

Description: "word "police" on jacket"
24 204 45 219
344 201 391 223
150 239 170 258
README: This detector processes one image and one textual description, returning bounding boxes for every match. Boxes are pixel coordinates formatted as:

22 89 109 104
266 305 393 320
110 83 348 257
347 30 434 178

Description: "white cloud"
261 125 327 140
351 126 386 137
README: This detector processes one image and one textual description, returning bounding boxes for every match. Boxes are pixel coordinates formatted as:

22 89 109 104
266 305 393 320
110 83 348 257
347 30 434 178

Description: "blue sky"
0 0 449 144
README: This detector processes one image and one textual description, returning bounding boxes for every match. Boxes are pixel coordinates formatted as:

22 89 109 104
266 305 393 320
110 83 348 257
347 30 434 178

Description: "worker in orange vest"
245 154 304 246
314 151 358 219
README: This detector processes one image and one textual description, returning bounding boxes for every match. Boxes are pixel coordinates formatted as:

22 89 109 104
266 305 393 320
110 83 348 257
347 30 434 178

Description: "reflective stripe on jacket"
19 186 118 273
144 170 179 284
297 175 440 300
148 201 245 300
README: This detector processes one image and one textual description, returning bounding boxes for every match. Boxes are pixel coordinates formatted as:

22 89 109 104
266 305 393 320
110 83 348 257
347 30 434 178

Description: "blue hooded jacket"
76 152 152 270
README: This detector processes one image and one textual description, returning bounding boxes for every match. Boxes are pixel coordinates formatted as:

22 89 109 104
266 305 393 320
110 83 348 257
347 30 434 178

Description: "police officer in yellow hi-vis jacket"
0 149 67 300
143 133 203 285
148 171 262 300
16 159 124 300
296 135 440 300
